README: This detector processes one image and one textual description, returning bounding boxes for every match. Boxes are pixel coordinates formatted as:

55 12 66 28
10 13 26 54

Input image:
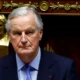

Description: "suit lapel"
37 49 57 80
2 53 18 80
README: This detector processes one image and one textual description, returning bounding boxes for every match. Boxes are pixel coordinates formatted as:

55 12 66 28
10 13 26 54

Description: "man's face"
8 13 43 60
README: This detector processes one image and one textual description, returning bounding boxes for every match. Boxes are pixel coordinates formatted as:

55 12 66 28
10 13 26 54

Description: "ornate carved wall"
0 0 80 15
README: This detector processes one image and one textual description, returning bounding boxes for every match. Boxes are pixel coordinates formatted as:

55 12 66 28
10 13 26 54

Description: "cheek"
10 37 20 47
31 36 40 46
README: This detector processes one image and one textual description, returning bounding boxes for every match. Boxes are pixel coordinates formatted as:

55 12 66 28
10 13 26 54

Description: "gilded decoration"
44 43 54 53
0 14 9 58
0 1 80 11
0 14 9 46
39 1 49 11
3 1 38 9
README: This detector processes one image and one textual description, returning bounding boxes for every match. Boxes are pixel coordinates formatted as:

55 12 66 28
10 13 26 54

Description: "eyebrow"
10 27 36 32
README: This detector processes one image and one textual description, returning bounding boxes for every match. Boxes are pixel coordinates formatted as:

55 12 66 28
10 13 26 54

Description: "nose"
21 32 27 44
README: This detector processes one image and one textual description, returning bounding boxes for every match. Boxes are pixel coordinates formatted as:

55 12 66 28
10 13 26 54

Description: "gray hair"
5 6 43 31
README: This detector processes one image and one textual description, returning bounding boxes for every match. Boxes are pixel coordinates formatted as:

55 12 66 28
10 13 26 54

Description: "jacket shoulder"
42 49 74 66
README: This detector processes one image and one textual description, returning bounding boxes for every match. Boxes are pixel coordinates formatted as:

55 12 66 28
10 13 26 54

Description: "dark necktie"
26 65 31 80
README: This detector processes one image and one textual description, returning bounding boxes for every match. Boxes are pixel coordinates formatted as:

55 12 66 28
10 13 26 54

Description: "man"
0 7 79 80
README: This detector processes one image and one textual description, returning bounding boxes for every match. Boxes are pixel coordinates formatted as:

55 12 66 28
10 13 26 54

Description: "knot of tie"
26 65 31 72
22 64 36 71
22 65 36 80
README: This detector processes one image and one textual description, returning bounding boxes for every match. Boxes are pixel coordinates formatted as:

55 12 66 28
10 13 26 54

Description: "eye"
26 31 33 35
12 31 21 36
25 30 35 36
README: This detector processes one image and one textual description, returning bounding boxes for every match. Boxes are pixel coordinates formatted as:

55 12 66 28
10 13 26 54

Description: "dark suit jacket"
0 49 79 80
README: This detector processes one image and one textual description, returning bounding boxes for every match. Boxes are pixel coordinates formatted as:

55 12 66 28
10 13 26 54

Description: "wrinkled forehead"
9 13 38 30
10 12 36 26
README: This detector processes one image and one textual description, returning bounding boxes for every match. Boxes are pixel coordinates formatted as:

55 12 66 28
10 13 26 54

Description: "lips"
19 45 30 49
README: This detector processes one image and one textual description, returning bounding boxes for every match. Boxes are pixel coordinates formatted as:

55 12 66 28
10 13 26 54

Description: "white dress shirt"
16 47 41 80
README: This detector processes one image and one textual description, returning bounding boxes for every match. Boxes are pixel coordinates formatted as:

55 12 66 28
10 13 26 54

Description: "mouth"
20 45 30 49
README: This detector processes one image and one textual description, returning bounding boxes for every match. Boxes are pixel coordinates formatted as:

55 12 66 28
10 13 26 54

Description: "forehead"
10 13 37 30
10 12 36 24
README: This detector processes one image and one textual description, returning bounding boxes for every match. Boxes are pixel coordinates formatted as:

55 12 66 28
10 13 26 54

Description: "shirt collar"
16 47 41 71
